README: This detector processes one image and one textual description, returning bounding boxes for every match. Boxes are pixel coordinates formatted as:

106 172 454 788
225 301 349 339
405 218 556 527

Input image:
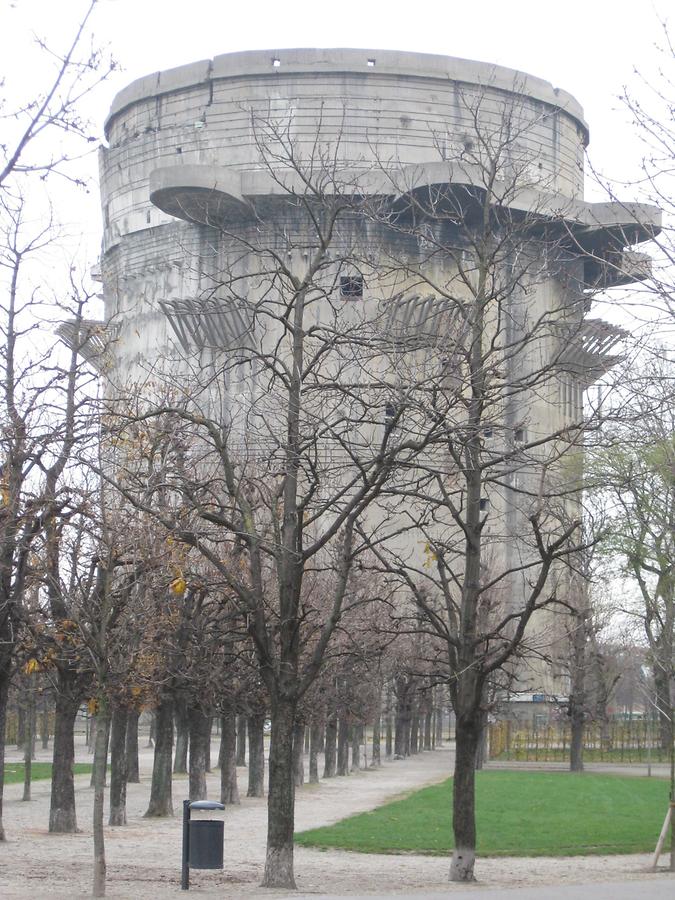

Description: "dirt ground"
0 735 672 898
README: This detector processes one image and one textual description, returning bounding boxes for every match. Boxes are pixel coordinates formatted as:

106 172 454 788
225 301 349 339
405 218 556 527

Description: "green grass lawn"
3 762 93 785
295 771 670 857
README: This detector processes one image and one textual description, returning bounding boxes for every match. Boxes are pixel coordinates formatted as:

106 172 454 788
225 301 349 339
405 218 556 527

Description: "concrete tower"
95 50 660 711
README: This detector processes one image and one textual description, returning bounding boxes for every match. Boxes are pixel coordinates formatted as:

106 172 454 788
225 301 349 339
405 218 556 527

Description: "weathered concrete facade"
97 49 659 706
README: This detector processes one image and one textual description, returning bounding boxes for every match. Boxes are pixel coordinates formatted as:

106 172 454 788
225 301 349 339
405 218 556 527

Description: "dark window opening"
479 498 489 512
483 427 493 438
384 402 397 423
514 427 526 443
340 275 364 299
176 146 182 154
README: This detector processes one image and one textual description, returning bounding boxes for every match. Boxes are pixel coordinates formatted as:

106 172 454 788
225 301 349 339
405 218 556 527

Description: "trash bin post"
181 800 225 890
181 799 191 890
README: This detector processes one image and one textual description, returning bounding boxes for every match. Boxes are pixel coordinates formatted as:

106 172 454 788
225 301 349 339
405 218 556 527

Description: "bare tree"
354 85 654 880
0 0 114 841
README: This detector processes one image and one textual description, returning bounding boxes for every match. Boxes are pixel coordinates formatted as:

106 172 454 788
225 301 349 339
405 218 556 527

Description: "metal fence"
489 719 671 763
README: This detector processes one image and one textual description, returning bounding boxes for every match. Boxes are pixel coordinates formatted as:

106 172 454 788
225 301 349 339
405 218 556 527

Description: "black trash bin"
182 800 225 888
189 818 224 868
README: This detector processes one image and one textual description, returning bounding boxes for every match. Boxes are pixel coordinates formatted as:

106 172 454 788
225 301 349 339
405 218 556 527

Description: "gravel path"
0 735 672 897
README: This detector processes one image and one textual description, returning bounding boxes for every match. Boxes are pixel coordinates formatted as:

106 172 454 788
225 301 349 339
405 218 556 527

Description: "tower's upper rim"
105 47 588 140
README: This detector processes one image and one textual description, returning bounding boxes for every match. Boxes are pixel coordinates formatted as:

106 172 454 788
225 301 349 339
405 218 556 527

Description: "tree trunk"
236 713 247 766
126 709 140 783
147 711 156 747
293 721 305 787
22 693 35 801
188 707 210 801
219 711 240 805
262 697 297 889
108 705 128 826
247 713 265 797
371 714 381 767
144 698 173 817
323 715 337 778
41 694 50 749
570 706 585 772
92 701 110 898
17 702 26 749
87 713 95 753
90 713 110 788
351 724 361 771
411 711 420 754
337 715 349 775
49 690 80 832
386 713 393 757
309 722 321 783
449 716 480 882
435 697 444 746
475 712 488 770
424 708 432 751
654 665 673 753
0 673 8 841
173 699 188 773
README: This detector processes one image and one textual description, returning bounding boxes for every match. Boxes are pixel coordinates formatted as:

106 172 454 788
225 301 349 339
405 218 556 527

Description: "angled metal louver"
382 292 467 350
558 318 627 383
158 297 255 354
57 319 119 372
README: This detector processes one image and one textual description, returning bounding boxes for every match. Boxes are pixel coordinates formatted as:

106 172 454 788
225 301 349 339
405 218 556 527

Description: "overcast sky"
2 0 672 262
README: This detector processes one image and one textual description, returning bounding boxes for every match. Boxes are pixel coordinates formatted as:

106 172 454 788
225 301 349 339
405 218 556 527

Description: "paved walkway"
281 879 675 900
1 733 673 897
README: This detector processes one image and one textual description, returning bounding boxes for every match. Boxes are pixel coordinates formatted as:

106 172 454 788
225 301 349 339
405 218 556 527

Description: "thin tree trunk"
653 666 672 753
92 701 110 897
323 715 337 778
108 705 128 825
188 707 209 801
126 709 140 783
87 714 95 753
247 713 265 797
236 713 247 766
22 692 35 801
17 702 25 749
309 722 321 783
371 714 381 767
411 711 420 754
351 724 361 771
435 697 444 745
449 715 480 882
144 698 173 817
337 715 349 775
0 673 8 840
50 690 80 832
424 708 432 751
173 699 188 773
386 712 393 757
41 694 50 749
293 721 304 787
90 713 110 788
147 711 156 748
262 697 297 889
220 711 240 805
